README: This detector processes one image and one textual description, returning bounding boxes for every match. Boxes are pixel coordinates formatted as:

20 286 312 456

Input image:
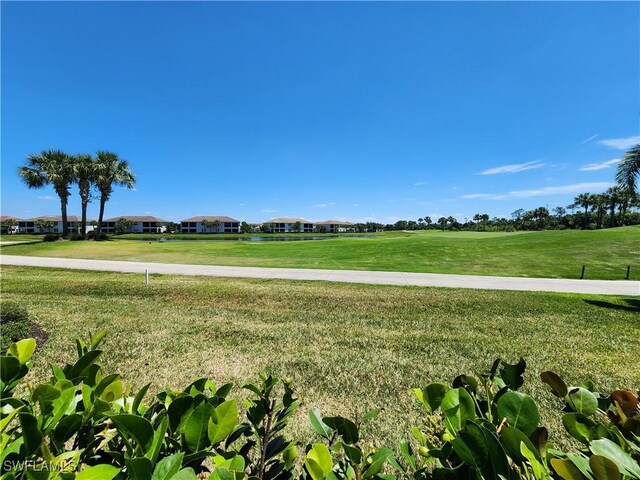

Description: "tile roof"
25 215 81 222
0 215 22 221
181 216 240 223
315 220 354 225
265 217 313 224
103 215 169 223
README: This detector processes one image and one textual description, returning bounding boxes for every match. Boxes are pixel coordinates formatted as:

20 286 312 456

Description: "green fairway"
2 226 639 279
1 266 637 448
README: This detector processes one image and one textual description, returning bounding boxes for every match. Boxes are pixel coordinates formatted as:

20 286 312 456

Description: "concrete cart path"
1 255 638 296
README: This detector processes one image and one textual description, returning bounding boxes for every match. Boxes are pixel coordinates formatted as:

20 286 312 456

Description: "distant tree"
1 218 17 235
423 216 433 228
201 219 221 233
570 193 593 229
472 213 482 231
18 149 74 237
394 220 408 230
94 151 136 240
260 223 274 233
437 217 448 231
165 222 181 233
616 144 640 195
35 219 55 233
604 187 622 227
590 194 607 229
240 221 252 234
115 217 135 234
292 221 301 233
315 224 327 233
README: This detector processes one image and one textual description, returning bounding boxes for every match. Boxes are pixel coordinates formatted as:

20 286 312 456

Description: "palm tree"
570 193 593 229
18 150 74 236
93 151 136 239
616 144 640 195
73 154 97 236
590 194 607 229
604 187 622 228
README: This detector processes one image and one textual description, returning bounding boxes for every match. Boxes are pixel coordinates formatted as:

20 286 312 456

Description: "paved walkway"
1 255 638 296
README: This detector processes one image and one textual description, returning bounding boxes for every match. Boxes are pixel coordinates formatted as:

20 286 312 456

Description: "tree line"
15 149 135 239
356 187 639 233
6 143 639 236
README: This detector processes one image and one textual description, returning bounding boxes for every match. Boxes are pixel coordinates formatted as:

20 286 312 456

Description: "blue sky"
2 1 638 224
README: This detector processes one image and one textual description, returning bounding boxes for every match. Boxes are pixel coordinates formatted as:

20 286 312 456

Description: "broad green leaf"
566 387 598 415
19 413 42 456
496 391 539 436
8 339 36 365
89 330 107 350
68 350 102 380
363 448 393 479
126 457 153 480
451 421 488 469
151 452 185 480
589 455 621 480
183 401 213 452
540 371 568 397
76 464 120 480
208 399 238 445
589 438 640 478
500 426 541 464
145 416 169 463
551 458 585 480
0 356 21 383
309 408 332 438
170 468 198 480
110 414 154 453
498 358 526 390
441 387 475 434
31 384 60 405
0 406 23 433
323 416 359 444
412 383 447 413
562 413 596 445
305 443 332 480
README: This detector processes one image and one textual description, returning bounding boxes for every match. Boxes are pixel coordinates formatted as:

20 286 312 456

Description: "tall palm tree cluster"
18 150 136 239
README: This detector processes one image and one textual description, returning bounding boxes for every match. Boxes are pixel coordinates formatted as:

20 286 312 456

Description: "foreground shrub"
0 334 638 479
0 302 30 351
42 233 60 242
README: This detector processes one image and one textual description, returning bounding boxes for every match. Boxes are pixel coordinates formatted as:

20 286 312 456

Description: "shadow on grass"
583 298 640 313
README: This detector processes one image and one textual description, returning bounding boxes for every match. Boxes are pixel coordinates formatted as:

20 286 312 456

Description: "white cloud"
38 195 55 200
460 182 613 200
261 208 277 213
143 211 157 215
598 135 640 150
579 158 620 171
313 202 336 208
239 203 245 207
414 181 428 186
479 161 546 175
579 134 599 145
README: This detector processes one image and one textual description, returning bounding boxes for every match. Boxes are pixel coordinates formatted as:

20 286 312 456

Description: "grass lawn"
1 265 638 449
2 226 639 280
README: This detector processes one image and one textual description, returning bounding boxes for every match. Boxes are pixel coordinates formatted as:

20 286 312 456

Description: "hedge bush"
0 333 638 479
42 233 60 242
0 302 30 351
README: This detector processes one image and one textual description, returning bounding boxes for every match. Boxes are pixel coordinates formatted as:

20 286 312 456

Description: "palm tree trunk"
81 201 88 236
95 197 106 240
583 206 588 229
60 197 69 237
609 205 616 227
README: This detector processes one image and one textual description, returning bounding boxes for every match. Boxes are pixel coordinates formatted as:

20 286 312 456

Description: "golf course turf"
1 226 639 280
1 265 638 449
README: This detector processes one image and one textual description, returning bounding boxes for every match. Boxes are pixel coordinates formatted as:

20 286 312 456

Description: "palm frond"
616 144 640 194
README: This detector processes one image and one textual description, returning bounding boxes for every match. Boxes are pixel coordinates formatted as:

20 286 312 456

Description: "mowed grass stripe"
2 226 638 280
1 265 638 449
